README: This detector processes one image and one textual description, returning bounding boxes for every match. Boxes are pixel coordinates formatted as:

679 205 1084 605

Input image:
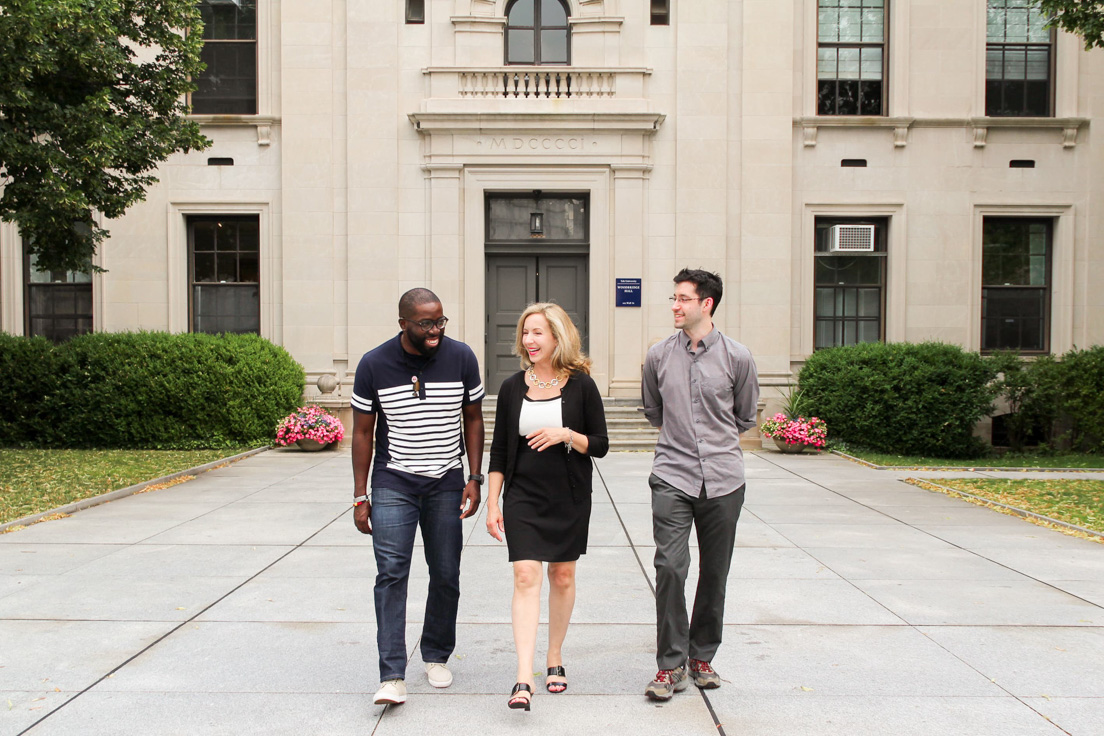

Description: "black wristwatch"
467 474 485 485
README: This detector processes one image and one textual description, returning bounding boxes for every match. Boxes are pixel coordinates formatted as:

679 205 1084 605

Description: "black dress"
504 401 591 562
489 371 609 563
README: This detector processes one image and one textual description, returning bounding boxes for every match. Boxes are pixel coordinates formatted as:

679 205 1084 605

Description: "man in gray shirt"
641 268 759 700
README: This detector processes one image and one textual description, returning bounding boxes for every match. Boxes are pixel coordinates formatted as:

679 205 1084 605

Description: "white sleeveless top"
518 396 563 436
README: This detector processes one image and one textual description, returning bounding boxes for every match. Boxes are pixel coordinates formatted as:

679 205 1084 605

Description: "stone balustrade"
422 66 651 107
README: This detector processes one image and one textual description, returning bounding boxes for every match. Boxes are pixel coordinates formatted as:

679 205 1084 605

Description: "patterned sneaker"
373 679 407 705
689 658 721 689
644 664 689 701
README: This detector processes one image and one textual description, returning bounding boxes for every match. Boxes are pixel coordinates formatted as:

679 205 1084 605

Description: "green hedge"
0 332 304 450
798 342 998 458
993 346 1104 453
0 334 61 446
1053 346 1104 452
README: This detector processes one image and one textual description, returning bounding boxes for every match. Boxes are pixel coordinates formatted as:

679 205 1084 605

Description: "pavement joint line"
595 461 655 598
906 477 1104 543
752 453 915 628
0 446 272 534
117 452 346 547
757 452 1096 733
762 452 1104 608
895 476 1104 610
15 503 354 736
594 459 727 736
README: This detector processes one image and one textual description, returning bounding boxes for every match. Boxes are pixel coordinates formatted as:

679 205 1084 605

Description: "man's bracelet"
353 495 368 507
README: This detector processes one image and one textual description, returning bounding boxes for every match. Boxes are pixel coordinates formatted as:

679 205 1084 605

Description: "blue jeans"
371 486 463 682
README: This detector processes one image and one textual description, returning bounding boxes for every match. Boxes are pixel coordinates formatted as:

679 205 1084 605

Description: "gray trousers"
650 473 745 670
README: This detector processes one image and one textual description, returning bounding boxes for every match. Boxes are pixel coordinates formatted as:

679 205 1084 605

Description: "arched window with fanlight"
505 0 570 65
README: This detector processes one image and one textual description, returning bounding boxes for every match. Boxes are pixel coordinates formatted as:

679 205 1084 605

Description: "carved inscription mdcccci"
486 136 586 151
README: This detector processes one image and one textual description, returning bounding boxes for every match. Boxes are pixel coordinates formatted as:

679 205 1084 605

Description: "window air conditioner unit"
829 224 875 253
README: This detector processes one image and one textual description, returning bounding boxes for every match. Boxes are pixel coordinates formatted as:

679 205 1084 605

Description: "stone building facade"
1 0 1101 411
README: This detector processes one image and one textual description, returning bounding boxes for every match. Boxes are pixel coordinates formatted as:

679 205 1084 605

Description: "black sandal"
545 665 568 693
508 682 533 711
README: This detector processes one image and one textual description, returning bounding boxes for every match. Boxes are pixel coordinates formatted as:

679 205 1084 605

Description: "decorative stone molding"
188 115 281 147
795 116 915 147
794 116 1090 149
968 117 1088 149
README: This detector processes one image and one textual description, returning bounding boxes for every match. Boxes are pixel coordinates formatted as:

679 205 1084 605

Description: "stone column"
423 163 464 326
738 1 794 378
609 164 649 397
281 0 336 372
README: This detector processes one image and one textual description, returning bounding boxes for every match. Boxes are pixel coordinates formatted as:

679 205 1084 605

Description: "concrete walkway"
2 449 1102 735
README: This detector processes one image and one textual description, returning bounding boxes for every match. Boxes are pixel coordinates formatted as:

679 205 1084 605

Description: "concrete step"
481 394 656 452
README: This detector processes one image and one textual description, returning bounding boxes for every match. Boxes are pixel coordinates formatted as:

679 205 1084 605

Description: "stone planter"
774 440 807 454
295 438 335 452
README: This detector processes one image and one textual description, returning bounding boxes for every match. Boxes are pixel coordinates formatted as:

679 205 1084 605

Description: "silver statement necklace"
527 367 561 389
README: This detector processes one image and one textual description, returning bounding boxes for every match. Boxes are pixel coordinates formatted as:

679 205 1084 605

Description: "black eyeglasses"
408 317 449 331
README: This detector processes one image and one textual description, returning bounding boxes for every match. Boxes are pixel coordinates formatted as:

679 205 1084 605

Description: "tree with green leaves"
0 0 210 273
1037 0 1104 49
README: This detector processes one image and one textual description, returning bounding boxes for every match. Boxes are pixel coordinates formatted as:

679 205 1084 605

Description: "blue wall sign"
616 278 642 307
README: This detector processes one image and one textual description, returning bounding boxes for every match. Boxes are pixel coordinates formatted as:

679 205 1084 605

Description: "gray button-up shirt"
642 328 759 499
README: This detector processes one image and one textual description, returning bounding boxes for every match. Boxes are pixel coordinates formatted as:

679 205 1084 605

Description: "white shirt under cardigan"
518 395 564 437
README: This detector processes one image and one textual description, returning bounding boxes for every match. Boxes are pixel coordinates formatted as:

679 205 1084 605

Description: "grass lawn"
0 448 251 526
835 446 1104 469
912 477 1104 537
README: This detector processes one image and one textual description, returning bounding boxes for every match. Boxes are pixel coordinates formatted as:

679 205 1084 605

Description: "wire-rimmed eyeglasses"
668 296 702 304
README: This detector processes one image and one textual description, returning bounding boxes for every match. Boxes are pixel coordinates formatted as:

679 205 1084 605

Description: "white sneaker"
425 661 453 688
373 679 407 705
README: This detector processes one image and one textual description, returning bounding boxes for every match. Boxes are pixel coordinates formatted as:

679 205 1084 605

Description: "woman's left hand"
526 426 570 452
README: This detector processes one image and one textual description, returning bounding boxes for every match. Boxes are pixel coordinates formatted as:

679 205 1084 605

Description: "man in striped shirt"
351 288 486 706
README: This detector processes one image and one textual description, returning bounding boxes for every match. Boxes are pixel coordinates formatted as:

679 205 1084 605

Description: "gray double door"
485 255 588 394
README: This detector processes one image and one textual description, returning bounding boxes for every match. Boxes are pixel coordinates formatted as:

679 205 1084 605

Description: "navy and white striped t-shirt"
351 334 485 495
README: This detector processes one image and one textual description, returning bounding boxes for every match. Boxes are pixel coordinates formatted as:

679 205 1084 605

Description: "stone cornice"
569 16 624 32
409 111 665 134
451 15 507 31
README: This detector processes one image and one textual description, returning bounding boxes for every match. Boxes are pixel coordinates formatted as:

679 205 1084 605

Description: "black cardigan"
489 370 609 502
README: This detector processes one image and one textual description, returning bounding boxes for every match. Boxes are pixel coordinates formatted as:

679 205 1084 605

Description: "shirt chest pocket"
699 368 733 403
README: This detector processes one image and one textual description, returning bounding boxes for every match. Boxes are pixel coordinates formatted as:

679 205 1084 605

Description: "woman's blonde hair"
514 302 591 375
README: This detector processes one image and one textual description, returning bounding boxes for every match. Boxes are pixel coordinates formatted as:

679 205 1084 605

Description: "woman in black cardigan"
485 302 608 711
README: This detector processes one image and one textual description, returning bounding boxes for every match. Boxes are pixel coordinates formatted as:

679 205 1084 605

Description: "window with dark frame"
650 0 670 26
505 0 570 65
188 215 260 335
192 0 257 115
814 217 888 350
817 0 887 116
985 0 1053 117
982 218 1052 353
406 0 425 24
23 253 93 343
486 194 588 243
